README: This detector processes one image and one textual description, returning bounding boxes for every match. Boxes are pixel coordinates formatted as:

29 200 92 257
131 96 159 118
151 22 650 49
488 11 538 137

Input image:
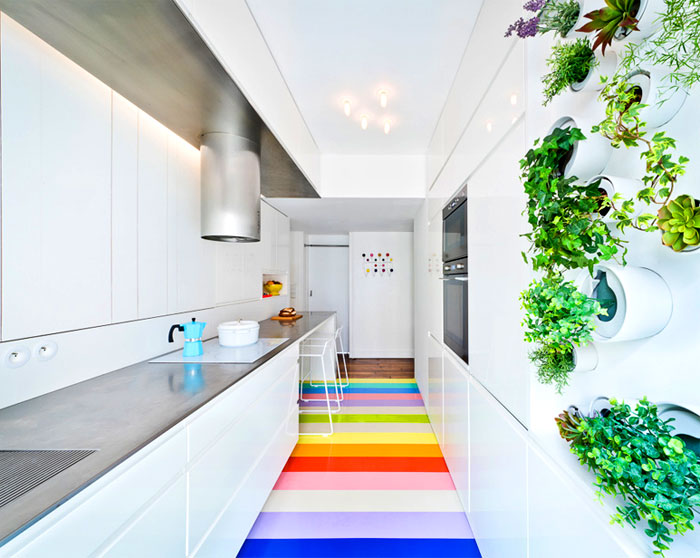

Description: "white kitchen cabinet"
111 93 139 323
137 112 169 319
100 476 187 558
527 443 641 558
171 135 216 313
1 16 112 340
468 378 527 558
413 200 429 398
260 201 276 272
442 350 470 511
275 209 290 272
427 212 443 340
427 333 444 446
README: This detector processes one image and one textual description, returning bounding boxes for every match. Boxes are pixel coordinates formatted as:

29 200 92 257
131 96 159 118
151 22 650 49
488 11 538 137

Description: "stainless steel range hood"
0 0 319 242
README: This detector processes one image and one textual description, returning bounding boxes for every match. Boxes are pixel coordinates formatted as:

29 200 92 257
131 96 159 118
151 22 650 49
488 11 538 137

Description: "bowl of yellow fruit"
263 280 283 296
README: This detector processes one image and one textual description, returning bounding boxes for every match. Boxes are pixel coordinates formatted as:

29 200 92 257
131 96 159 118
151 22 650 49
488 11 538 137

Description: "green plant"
542 38 597 105
521 275 604 352
577 0 641 53
594 79 691 246
521 126 626 274
658 195 700 251
528 344 575 394
506 0 581 39
556 398 700 556
617 0 700 95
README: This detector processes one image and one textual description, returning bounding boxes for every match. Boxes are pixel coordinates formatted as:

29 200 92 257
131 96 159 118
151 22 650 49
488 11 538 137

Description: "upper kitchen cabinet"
260 201 290 274
275 208 290 273
1 16 112 340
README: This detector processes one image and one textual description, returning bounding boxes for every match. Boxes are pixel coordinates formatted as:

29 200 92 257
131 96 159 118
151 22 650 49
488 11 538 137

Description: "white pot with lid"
218 320 260 347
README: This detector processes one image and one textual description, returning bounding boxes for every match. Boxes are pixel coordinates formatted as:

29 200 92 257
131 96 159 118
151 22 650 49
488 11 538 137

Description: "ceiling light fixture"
486 121 493 133
384 120 391 134
361 115 368 130
510 93 518 106
379 90 388 108
343 99 351 117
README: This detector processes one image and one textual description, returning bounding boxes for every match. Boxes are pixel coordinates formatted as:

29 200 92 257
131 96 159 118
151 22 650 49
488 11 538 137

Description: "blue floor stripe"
237 538 481 557
300 387 420 394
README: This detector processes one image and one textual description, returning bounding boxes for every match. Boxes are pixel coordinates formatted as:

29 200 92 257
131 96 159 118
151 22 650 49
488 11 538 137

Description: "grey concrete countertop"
0 311 334 546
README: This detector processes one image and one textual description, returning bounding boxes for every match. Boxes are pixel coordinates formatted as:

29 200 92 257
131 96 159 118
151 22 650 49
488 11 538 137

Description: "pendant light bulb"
343 99 351 117
379 90 388 108
384 120 391 134
361 115 368 130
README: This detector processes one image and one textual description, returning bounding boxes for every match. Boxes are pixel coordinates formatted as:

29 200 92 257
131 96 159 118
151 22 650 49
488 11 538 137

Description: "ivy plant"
521 126 626 274
520 275 603 393
617 0 700 95
556 398 700 556
542 38 596 105
594 79 691 247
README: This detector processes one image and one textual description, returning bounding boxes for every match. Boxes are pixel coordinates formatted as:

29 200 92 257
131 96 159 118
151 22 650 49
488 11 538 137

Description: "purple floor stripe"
246 512 474 540
301 399 425 407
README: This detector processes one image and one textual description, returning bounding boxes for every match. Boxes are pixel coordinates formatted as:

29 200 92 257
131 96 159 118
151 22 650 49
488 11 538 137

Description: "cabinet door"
275 210 290 272
99 476 186 558
427 333 444 446
260 201 276 272
528 444 640 558
468 379 527 557
443 350 469 509
1 17 112 339
427 214 443 339
413 200 429 398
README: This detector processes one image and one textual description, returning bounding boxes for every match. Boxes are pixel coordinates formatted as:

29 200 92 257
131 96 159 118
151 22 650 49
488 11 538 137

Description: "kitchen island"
0 312 335 557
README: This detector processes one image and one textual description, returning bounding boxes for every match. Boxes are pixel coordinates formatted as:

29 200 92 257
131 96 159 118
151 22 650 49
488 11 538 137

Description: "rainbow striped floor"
238 378 481 557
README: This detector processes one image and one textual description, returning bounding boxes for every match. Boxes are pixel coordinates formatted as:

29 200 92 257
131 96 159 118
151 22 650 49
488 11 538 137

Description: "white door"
307 246 349 351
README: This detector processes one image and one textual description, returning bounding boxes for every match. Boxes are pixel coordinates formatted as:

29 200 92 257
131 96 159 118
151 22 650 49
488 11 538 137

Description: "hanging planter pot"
658 403 700 455
578 263 672 342
613 0 666 46
572 343 598 372
625 69 688 129
548 116 613 181
560 0 587 39
571 50 618 93
586 174 644 222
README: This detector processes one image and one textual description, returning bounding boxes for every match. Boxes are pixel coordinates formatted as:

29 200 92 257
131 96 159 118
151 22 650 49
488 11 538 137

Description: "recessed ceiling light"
486 121 493 133
343 99 351 117
384 120 391 134
379 90 388 108
361 115 368 130
510 93 518 106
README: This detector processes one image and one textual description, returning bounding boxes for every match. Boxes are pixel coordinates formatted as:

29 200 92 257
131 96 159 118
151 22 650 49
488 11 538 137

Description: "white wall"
0 17 290 408
174 0 321 190
320 154 426 198
350 232 413 358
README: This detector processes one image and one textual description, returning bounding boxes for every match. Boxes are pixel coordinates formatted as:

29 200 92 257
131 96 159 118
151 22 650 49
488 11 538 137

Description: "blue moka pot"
168 317 207 357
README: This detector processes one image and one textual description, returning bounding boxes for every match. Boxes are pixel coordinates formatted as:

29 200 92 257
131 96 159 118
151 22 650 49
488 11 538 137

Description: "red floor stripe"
282 456 449 473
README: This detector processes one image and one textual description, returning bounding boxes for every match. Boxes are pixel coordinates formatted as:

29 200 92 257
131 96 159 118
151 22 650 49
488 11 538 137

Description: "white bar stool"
298 337 340 436
307 326 349 389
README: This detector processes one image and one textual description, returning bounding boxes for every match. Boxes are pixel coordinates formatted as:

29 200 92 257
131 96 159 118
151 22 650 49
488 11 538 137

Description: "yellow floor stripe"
296 432 438 445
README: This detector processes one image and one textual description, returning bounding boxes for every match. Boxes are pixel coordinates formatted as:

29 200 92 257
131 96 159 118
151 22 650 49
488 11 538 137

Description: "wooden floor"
344 357 415 379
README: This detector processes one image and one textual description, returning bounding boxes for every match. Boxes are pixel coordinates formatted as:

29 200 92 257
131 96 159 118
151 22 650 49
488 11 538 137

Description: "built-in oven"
443 258 468 363
442 185 468 263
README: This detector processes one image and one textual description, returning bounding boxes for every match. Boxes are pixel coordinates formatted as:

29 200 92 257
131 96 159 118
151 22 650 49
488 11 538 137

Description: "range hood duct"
0 0 320 244
201 133 261 242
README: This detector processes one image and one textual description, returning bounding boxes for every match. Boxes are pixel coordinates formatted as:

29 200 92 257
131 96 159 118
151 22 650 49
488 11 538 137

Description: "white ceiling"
267 198 423 233
246 0 483 155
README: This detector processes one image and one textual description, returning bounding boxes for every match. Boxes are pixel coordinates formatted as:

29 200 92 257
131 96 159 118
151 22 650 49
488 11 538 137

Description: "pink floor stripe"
301 392 422 400
273 472 456 491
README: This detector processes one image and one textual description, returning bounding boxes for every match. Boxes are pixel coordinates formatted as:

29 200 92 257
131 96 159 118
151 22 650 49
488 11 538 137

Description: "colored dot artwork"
361 250 396 277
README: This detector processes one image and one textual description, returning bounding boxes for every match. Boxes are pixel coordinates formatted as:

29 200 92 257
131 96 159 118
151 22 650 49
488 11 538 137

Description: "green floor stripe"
299 414 430 423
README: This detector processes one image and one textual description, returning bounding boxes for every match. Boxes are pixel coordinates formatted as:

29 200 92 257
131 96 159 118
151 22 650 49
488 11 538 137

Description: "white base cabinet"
427 333 444 446
0 345 301 558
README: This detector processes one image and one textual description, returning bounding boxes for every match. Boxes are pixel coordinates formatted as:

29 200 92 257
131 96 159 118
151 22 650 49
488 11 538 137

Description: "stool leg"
338 333 349 387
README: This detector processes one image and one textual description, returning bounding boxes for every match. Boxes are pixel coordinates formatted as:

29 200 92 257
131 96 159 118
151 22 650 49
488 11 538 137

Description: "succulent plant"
577 0 640 54
658 195 700 251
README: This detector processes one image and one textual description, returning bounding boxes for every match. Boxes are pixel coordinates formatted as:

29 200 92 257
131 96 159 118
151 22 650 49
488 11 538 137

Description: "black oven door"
443 269 468 364
443 199 467 262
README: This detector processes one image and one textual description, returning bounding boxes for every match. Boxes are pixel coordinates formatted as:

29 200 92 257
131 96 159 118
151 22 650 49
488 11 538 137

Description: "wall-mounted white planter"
586 174 644 222
549 116 613 181
571 50 617 93
572 343 598 372
626 69 688 129
658 403 700 453
578 264 672 342
561 0 588 39
614 0 665 46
